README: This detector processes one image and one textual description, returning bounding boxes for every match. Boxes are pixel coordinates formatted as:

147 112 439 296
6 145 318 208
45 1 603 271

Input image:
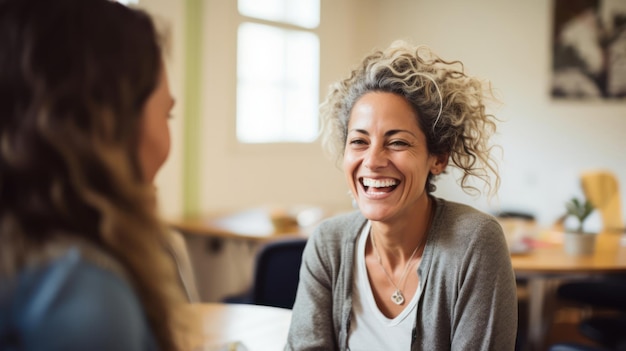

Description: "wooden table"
168 207 313 241
185 303 292 351
167 207 330 301
510 231 626 351
175 214 626 350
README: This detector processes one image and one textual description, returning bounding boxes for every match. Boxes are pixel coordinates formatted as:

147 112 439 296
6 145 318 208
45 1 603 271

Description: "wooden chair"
581 170 624 232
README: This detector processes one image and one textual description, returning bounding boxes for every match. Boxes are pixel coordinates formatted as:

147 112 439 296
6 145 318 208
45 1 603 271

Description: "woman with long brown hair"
0 0 188 349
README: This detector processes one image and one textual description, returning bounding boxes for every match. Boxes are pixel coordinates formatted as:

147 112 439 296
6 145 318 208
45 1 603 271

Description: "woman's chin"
357 203 396 222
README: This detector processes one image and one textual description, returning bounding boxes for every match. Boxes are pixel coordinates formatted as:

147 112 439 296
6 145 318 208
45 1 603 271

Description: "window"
236 0 320 144
238 0 319 28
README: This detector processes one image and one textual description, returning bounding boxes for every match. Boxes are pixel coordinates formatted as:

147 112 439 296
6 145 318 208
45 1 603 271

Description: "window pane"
237 23 319 143
238 0 320 29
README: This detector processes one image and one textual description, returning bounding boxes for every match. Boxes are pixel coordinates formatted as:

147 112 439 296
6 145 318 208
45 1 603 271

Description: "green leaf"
564 197 595 233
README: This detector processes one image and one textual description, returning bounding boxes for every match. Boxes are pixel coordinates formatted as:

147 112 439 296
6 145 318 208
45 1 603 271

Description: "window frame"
234 1 322 146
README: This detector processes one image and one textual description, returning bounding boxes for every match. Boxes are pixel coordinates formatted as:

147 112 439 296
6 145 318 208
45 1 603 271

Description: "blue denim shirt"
0 248 158 351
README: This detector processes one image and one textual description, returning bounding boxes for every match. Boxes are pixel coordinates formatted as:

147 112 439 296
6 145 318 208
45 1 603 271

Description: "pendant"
391 289 405 305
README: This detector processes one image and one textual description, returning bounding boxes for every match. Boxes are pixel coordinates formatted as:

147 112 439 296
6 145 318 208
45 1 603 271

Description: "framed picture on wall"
551 0 626 99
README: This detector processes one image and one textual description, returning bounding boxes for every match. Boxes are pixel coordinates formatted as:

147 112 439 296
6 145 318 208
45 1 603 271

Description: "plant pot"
563 232 597 255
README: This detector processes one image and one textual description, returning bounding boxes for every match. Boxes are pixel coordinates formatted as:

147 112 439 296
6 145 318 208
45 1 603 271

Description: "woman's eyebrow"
385 129 416 138
347 128 416 137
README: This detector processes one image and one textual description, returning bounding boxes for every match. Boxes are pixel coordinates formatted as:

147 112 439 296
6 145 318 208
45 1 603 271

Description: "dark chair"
558 276 626 312
549 276 626 351
578 314 626 349
496 211 536 221
548 343 611 351
223 237 307 309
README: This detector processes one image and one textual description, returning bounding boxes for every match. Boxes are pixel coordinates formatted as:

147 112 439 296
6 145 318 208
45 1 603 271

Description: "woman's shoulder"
320 210 365 229
432 197 504 250
435 197 500 230
426 199 510 275
311 210 365 241
304 210 365 260
18 247 142 311
3 247 156 351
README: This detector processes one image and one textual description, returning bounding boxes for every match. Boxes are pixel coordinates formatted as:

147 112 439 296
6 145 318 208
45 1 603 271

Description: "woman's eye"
389 140 410 148
349 139 367 145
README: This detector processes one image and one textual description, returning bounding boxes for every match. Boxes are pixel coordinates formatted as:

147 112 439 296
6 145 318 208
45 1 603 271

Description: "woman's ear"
430 153 449 175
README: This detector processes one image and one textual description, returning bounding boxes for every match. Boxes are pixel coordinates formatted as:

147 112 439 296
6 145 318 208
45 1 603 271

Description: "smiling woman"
286 41 517 351
343 92 448 224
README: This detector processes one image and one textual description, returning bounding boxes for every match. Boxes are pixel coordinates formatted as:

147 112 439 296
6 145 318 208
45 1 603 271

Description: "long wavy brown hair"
321 41 501 197
0 0 185 349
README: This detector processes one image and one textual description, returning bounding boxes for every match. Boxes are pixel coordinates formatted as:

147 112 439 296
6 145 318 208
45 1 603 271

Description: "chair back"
251 237 307 309
166 229 200 303
581 170 624 232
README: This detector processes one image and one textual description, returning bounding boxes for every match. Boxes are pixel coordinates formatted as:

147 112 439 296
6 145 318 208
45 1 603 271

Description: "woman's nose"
363 147 388 170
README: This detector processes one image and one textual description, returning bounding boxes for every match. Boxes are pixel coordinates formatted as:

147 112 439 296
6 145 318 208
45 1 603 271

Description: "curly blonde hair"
321 41 500 196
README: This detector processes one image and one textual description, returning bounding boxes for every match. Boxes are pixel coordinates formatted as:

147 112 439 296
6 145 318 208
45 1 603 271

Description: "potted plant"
563 197 596 255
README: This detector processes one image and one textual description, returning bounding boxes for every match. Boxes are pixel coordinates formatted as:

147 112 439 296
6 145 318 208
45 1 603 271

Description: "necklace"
370 230 427 305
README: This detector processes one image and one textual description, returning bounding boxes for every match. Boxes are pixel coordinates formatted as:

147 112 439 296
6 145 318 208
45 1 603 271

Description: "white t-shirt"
348 221 421 351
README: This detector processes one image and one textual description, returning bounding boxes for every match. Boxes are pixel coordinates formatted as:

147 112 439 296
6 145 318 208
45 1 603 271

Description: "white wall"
148 0 626 228
195 0 361 214
351 0 626 227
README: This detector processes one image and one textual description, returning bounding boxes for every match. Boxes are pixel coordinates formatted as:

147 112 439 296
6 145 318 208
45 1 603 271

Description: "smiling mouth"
360 177 399 194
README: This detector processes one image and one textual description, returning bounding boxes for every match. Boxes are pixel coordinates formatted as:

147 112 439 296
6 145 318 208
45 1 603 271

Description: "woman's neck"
369 196 434 262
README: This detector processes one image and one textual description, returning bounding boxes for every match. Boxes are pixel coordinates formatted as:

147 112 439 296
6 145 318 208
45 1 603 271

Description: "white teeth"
362 178 397 188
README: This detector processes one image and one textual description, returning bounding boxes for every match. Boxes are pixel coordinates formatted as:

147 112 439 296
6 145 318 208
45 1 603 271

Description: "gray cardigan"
286 198 517 351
